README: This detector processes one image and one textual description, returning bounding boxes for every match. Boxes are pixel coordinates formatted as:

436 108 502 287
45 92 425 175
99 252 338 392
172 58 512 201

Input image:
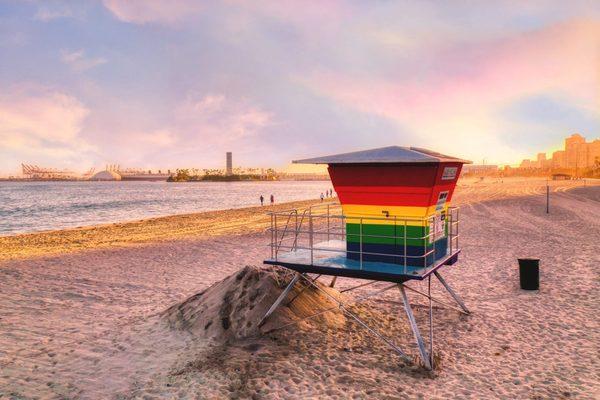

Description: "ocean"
0 180 333 236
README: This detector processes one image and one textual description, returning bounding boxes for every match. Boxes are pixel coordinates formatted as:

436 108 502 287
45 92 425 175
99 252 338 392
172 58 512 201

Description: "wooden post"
546 184 549 214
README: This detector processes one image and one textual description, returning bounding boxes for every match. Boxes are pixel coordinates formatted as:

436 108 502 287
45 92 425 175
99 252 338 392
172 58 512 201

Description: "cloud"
78 93 274 168
101 0 347 27
0 85 96 169
143 129 177 146
173 93 273 146
301 19 600 163
3 1 598 172
61 49 107 72
231 0 349 27
102 0 203 25
116 129 177 149
34 6 74 22
0 31 26 48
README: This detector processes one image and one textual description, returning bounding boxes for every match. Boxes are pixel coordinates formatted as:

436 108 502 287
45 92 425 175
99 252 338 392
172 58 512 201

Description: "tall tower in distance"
226 152 233 176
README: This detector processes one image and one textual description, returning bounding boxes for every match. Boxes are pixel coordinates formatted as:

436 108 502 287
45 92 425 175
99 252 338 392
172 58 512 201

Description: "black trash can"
518 258 539 290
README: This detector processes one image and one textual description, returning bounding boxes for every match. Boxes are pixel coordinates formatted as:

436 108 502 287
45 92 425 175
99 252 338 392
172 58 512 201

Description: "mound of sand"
162 266 346 341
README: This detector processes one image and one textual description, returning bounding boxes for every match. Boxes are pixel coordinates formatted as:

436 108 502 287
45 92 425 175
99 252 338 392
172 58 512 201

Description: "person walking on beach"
270 194 274 205
260 195 264 206
320 193 324 202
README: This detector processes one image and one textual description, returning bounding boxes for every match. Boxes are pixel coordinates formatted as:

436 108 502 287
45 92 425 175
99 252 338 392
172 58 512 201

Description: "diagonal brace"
433 271 470 314
300 275 411 363
264 282 398 334
402 284 469 315
259 273 300 327
286 274 321 307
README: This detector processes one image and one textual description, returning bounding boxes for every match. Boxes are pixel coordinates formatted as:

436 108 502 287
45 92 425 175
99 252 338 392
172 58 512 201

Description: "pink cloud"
0 85 89 144
222 0 352 44
174 93 273 145
229 0 349 25
0 85 95 170
310 19 599 118
102 0 203 25
34 6 74 22
60 49 107 72
301 19 599 162
82 92 274 168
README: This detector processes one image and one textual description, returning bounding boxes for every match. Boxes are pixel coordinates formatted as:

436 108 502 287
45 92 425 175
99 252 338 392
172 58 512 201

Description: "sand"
0 178 599 399
0 198 333 262
162 265 346 342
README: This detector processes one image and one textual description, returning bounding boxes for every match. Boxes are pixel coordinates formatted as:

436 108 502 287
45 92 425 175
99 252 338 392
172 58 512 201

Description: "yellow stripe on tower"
342 203 451 226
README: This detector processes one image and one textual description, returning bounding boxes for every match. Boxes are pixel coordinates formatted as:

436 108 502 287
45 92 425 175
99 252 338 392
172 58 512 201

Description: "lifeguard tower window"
442 166 458 180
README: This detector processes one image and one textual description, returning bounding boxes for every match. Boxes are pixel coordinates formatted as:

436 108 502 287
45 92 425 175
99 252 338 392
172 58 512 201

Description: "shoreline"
0 196 330 238
0 198 334 262
1 178 596 262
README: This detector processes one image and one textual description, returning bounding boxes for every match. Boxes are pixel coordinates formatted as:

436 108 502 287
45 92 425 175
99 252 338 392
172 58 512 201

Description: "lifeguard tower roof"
293 146 471 165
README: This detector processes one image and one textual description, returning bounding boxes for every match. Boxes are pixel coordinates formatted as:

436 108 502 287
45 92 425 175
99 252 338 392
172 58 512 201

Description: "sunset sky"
0 1 599 173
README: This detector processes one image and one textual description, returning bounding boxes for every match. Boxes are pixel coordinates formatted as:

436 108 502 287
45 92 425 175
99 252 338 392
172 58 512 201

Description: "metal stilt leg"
329 276 337 288
300 275 411 362
259 273 300 327
399 284 432 370
428 276 434 368
433 271 470 314
286 274 320 306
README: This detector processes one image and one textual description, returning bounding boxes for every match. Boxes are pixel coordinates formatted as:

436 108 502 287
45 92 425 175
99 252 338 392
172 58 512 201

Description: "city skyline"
519 133 600 170
7 131 599 179
1 1 599 174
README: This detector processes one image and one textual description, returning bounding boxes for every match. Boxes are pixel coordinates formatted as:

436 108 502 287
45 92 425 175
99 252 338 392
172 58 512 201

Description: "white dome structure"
90 170 122 181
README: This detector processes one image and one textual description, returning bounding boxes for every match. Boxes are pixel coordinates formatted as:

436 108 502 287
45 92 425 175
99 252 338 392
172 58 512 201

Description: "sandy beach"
1 178 599 399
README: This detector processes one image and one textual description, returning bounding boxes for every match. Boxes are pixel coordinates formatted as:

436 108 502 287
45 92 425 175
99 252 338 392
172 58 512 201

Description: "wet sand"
0 178 599 399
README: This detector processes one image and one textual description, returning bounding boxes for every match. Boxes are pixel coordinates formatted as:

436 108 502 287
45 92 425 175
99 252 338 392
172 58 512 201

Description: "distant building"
88 165 170 181
565 133 586 169
90 170 121 181
226 152 233 176
536 153 549 168
552 173 571 180
591 140 600 167
562 133 600 170
278 172 331 181
518 133 600 172
21 164 76 180
551 150 566 169
462 164 499 175
520 159 533 169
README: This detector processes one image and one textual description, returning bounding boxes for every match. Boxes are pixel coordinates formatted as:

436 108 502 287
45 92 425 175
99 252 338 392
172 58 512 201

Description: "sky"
0 0 599 174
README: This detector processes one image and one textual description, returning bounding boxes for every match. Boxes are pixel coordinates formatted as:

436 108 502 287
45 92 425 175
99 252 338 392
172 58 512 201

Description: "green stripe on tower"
346 223 430 246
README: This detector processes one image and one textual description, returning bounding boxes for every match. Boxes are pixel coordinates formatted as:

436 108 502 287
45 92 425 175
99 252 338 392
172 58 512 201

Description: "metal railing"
268 203 460 274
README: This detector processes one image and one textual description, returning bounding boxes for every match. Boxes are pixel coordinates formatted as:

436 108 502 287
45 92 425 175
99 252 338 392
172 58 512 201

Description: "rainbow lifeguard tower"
261 146 471 369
